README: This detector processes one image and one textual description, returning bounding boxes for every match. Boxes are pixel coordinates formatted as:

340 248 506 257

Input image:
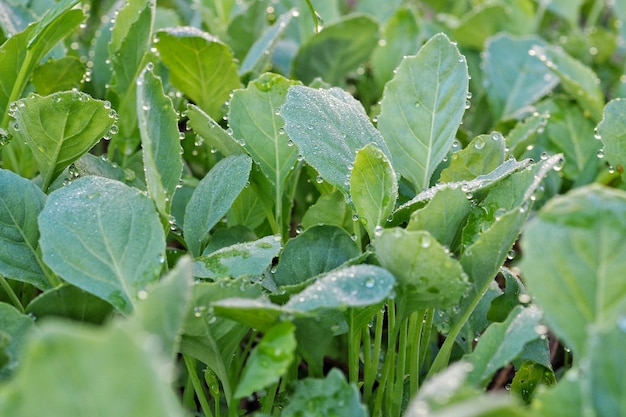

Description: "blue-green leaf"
378 33 469 191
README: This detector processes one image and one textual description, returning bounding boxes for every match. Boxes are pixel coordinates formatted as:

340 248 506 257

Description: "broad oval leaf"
155 27 241 120
193 235 281 279
0 169 49 289
597 98 626 177
377 32 469 191
292 14 379 86
0 322 186 417
10 92 116 191
280 85 390 196
285 264 395 312
183 154 252 257
350 144 398 238
137 66 183 221
25 284 113 324
521 185 626 355
274 225 360 287
374 228 468 311
482 34 558 121
39 176 165 314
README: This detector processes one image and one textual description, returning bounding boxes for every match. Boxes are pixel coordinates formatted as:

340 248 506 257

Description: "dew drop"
316 175 324 184
473 137 485 150
597 149 604 159
364 277 375 288
374 225 383 237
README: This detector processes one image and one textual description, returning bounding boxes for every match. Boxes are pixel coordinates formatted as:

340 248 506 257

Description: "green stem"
183 354 214 417
363 307 384 405
0 274 25 314
419 309 434 373
260 381 279 414
303 0 321 32
408 311 421 395
373 300 397 417
392 319 408 417
348 309 360 384
586 0 605 29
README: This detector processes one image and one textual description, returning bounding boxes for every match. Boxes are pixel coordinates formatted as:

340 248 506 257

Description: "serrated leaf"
0 322 186 417
0 303 34 380
465 305 542 387
285 265 395 312
39 176 165 314
439 133 506 183
350 144 398 238
0 169 49 289
280 85 390 196
532 44 604 121
137 66 183 222
597 98 626 176
378 33 469 191
274 225 360 287
155 27 241 120
25 284 113 324
186 104 244 157
31 56 85 95
234 321 296 399
183 154 252 257
293 14 379 86
482 34 558 121
521 185 626 355
0 1 83 128
374 228 468 312
193 235 281 279
10 92 116 191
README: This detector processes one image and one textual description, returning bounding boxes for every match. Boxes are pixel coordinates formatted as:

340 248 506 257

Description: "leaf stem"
363 307 384 405
183 354 214 417
304 0 321 33
0 274 25 314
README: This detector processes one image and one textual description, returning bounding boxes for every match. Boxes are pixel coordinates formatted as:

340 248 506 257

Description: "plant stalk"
0 274 25 314
183 354 214 417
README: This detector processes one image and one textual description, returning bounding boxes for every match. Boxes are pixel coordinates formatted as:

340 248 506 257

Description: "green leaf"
212 297 293 333
0 1 83 128
126 257 192 359
0 322 186 417
292 14 379 86
226 0 270 60
137 65 183 222
506 112 550 159
281 368 367 417
193 235 281 279
520 185 626 355
228 73 300 233
377 33 469 191
589 324 626 417
274 225 360 287
545 0 584 24
530 371 586 417
239 9 297 75
183 154 252 257
487 267 526 322
72 153 133 184
284 265 395 312
234 321 296 399
280 85 389 196
25 284 113 324
532 44 604 121
350 144 398 238
371 7 421 91
597 98 626 176
301 189 353 231
39 176 165 314
181 280 262 403
186 104 245 157
107 1 154 136
465 305 543 387
407 187 471 250
510 361 556 404
374 228 468 312
155 27 241 120
0 303 34 380
0 169 49 289
10 92 116 191
482 34 558 121
439 133 506 183
31 56 85 95
543 98 600 181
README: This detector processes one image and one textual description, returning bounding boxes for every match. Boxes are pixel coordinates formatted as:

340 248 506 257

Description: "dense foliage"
0 0 625 416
